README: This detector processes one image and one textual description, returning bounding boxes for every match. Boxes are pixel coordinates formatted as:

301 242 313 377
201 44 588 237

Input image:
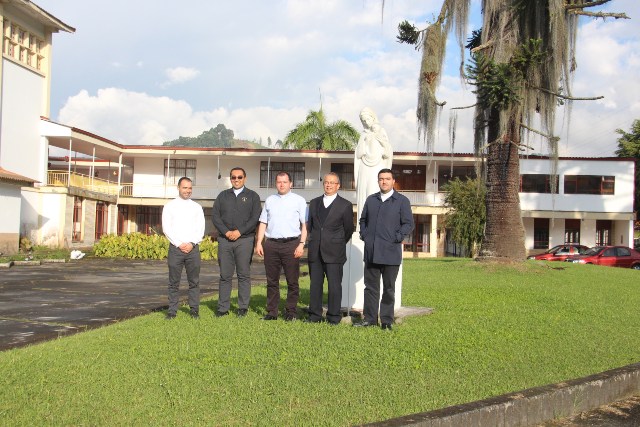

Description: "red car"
565 246 640 270
527 244 589 261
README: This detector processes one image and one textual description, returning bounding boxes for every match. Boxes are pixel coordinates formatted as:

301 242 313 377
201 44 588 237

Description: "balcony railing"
47 171 121 196
48 173 444 206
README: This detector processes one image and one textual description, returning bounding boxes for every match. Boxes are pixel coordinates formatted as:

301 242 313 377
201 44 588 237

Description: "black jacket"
307 194 354 264
212 187 261 239
359 191 414 265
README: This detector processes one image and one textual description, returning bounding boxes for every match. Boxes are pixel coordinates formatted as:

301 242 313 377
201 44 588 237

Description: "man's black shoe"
381 323 393 330
353 321 378 327
165 313 176 320
190 311 200 319
260 314 277 321
236 308 248 317
284 314 297 322
215 311 229 317
303 318 322 323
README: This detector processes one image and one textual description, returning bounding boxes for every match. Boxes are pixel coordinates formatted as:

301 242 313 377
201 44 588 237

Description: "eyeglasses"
324 182 339 185
230 176 244 180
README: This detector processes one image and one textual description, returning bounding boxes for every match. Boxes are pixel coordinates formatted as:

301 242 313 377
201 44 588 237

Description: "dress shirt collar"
233 186 245 196
380 189 394 202
323 193 337 208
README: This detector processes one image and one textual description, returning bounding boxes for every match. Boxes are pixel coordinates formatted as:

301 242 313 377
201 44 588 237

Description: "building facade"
34 120 637 257
0 0 74 253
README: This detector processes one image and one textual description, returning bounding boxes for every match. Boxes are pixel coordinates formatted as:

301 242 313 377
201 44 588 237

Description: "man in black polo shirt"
212 167 261 317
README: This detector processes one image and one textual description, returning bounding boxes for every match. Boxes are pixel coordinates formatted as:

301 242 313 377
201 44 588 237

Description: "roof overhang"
0 167 38 185
41 118 126 163
3 0 75 33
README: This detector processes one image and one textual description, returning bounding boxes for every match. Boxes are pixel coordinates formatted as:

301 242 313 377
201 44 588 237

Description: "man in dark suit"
305 172 354 325
356 168 414 330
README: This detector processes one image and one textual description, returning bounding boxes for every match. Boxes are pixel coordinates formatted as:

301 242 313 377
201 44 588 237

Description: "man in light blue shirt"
255 171 308 321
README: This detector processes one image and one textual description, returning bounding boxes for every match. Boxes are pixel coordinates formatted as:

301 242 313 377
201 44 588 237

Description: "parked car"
527 244 589 261
564 246 640 269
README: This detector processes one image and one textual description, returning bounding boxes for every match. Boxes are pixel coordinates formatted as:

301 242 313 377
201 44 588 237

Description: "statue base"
341 232 403 316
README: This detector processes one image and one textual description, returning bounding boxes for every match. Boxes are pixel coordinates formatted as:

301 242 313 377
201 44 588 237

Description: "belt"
266 236 300 243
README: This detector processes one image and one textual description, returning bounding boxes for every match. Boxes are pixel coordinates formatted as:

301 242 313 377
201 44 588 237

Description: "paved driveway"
0 258 266 351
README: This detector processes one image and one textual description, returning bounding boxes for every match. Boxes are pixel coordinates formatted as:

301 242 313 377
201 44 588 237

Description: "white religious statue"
354 107 393 223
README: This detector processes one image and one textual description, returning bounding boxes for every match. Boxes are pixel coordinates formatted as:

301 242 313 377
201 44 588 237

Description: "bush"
93 234 218 260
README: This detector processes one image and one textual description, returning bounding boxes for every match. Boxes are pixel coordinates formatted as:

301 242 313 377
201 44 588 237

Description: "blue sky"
37 0 639 157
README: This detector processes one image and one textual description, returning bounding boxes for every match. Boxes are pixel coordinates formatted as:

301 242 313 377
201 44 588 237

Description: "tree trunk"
478 108 526 261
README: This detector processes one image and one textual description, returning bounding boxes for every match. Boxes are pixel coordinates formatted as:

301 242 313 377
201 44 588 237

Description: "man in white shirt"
162 177 205 319
255 172 307 321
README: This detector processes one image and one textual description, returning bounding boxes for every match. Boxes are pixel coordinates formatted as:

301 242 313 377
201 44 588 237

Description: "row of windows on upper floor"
163 159 617 196
2 19 46 72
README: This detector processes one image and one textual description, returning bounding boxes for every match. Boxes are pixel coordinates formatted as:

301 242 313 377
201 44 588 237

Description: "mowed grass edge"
0 258 638 426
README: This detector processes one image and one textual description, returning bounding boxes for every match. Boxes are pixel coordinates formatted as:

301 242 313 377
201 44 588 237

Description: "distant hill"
162 124 266 149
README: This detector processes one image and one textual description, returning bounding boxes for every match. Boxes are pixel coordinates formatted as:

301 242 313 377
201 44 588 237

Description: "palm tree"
397 0 628 261
283 108 359 150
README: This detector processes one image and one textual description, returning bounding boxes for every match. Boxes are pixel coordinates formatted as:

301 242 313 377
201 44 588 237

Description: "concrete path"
0 258 265 351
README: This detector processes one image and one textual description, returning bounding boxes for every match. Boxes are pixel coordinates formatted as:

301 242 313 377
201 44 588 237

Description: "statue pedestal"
341 232 402 313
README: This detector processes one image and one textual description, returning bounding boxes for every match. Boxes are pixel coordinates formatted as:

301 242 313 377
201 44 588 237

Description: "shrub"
93 233 217 260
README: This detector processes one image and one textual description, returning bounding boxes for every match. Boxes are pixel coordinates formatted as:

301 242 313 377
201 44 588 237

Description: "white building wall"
20 187 67 247
0 183 22 253
0 60 46 182
0 184 21 233
520 158 635 213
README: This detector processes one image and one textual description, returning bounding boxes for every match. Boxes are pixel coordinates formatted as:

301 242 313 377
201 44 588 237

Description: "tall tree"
283 108 359 150
398 0 628 261
615 119 640 218
442 177 486 257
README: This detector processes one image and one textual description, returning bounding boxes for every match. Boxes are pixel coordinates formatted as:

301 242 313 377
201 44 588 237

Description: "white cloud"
162 67 200 87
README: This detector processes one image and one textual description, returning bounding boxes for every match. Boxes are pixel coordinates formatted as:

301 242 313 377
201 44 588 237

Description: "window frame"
164 159 196 185
260 161 305 189
564 175 615 195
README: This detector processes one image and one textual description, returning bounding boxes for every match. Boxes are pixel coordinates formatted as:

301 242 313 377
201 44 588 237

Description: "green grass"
0 246 70 263
1 258 639 426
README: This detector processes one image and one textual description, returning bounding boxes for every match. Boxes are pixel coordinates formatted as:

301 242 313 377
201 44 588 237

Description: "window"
164 159 196 185
331 163 355 190
2 20 46 72
438 165 476 191
136 206 162 235
72 197 83 242
95 202 109 240
393 165 426 191
564 175 615 195
564 219 580 244
520 174 559 193
404 214 431 252
117 205 129 236
260 161 305 188
534 218 550 249
595 220 612 246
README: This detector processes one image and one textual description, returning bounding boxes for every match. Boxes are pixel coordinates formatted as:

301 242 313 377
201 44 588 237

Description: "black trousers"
308 260 343 324
363 262 399 325
263 239 300 317
167 244 201 315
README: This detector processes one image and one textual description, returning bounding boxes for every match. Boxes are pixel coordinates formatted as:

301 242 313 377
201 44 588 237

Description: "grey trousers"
167 244 201 315
217 236 255 312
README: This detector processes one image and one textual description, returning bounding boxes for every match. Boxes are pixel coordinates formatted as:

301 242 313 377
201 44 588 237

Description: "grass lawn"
0 258 639 426
0 246 70 263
